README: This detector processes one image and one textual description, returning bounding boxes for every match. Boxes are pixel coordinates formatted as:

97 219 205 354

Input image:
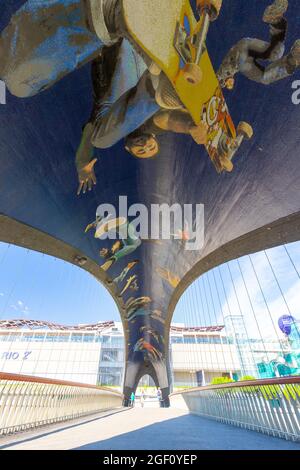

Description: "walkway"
1 405 299 450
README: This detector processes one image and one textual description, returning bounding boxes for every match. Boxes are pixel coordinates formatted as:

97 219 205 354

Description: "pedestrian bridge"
0 373 299 450
1 404 299 451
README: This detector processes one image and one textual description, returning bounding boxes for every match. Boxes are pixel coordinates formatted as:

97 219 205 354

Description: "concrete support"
122 357 172 407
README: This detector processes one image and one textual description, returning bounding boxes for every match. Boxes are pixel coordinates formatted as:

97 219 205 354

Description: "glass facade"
170 335 226 344
101 350 119 362
1 318 299 388
98 367 123 386
0 332 110 343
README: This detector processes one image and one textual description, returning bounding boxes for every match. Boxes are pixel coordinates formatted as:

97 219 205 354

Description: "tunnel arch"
167 212 300 333
0 214 131 362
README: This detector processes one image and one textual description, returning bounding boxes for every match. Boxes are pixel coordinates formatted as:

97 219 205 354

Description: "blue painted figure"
0 0 209 194
75 39 208 194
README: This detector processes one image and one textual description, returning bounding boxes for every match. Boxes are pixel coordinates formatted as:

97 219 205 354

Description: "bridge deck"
1 405 299 450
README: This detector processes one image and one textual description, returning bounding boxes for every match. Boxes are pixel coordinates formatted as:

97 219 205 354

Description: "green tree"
211 377 234 385
239 375 256 382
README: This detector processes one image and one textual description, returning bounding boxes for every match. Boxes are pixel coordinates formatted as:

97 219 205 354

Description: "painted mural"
0 0 300 404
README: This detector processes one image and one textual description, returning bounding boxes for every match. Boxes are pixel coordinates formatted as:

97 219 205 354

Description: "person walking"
140 390 145 408
157 387 163 408
130 391 135 408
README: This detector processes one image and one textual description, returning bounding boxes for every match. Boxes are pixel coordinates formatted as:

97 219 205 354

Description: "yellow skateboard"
122 0 253 173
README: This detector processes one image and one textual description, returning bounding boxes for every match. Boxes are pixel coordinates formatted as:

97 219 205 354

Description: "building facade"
0 317 299 389
0 319 114 385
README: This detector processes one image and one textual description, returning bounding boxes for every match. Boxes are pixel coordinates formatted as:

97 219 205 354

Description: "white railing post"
170 377 300 442
0 373 123 436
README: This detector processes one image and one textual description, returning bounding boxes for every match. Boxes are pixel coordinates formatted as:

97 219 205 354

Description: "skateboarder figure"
217 0 300 89
76 39 208 195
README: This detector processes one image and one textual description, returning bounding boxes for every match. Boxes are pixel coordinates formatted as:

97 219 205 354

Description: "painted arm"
76 122 98 195
153 110 208 144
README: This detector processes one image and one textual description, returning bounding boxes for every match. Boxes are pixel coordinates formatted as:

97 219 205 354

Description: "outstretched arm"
76 122 98 195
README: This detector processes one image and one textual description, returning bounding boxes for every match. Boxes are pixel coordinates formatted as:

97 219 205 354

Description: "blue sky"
0 242 120 324
0 241 299 339
173 241 300 340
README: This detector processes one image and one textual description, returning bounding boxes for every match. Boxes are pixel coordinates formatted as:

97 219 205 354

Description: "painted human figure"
85 210 142 271
217 0 300 89
75 39 208 195
0 0 208 196
113 260 139 285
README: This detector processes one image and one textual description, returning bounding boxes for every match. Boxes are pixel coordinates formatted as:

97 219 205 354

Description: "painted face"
225 77 235 90
127 135 159 159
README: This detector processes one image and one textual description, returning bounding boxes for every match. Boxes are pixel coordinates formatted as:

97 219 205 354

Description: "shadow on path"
0 408 130 450
75 413 300 451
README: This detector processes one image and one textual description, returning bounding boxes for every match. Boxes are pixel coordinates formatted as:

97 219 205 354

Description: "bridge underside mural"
0 0 299 404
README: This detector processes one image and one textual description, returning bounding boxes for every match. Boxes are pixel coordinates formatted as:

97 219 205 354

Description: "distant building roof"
0 319 114 332
0 319 224 333
170 325 224 333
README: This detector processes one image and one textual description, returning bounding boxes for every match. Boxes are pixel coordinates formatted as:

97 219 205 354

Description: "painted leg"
261 41 300 85
263 0 289 24
97 39 147 111
0 0 106 97
92 73 160 148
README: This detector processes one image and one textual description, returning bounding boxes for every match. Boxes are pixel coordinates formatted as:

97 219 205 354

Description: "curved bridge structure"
0 0 299 405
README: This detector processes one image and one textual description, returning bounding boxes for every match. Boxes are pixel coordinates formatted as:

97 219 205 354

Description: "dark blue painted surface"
0 1 300 394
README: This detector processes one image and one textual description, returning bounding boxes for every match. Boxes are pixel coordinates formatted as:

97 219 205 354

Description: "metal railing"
0 372 123 436
170 377 300 442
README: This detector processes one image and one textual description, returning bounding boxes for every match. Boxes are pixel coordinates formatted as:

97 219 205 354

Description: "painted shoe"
290 39 300 67
263 0 288 24
155 73 183 110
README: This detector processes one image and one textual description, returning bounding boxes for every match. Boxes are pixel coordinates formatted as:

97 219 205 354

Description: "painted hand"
77 158 97 195
189 122 208 145
99 248 109 258
84 222 95 233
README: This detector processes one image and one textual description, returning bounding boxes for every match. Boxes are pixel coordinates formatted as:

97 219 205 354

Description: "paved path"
1 406 300 450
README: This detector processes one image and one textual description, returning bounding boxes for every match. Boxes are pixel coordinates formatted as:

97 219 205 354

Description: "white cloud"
9 299 30 316
215 247 300 339
175 244 300 344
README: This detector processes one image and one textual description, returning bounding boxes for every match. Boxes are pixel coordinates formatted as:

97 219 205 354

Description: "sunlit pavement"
1 405 300 450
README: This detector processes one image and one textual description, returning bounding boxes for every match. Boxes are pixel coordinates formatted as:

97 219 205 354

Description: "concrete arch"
0 214 130 360
167 211 300 332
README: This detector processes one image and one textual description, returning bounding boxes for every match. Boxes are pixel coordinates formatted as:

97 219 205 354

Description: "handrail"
171 376 300 395
170 376 300 442
0 372 122 395
0 372 123 436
